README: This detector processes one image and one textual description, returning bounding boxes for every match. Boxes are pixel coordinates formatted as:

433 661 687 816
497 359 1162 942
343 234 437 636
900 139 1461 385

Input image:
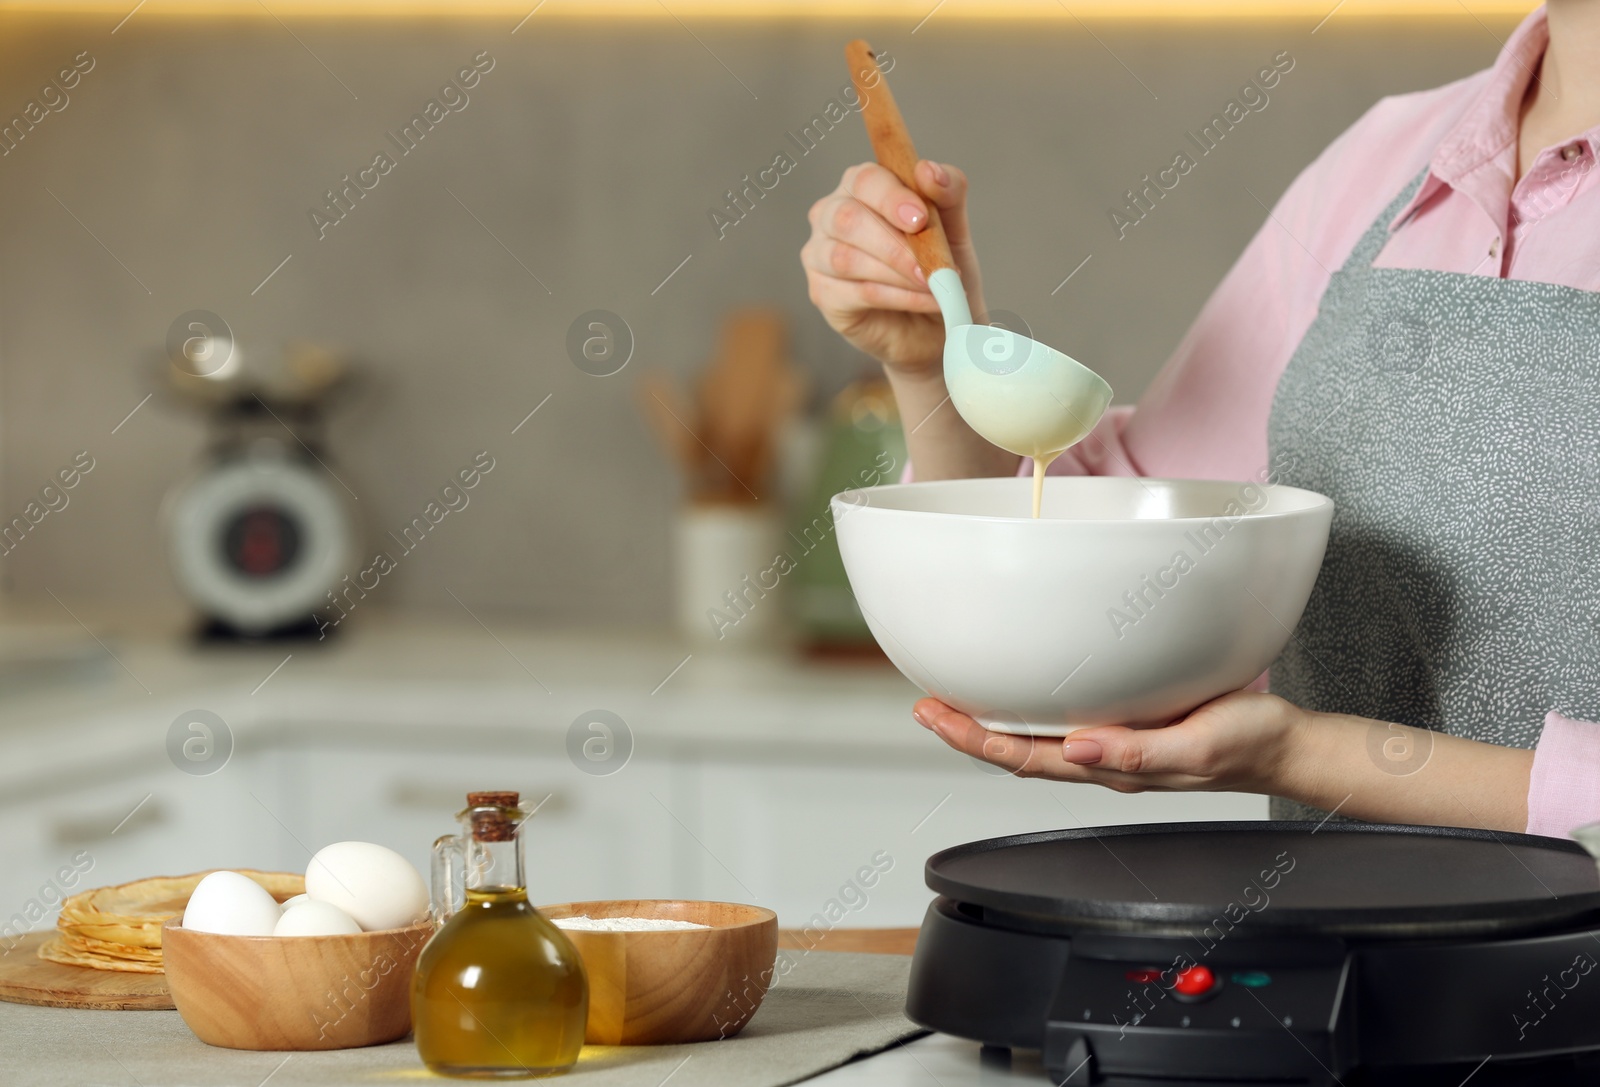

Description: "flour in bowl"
552 916 709 932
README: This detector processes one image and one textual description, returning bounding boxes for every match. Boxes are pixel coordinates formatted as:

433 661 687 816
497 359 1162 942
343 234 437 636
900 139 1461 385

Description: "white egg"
273 899 362 937
305 842 428 932
181 871 282 936
279 893 310 913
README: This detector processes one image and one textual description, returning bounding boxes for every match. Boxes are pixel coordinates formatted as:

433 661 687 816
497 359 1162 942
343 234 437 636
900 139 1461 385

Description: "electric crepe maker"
907 821 1600 1086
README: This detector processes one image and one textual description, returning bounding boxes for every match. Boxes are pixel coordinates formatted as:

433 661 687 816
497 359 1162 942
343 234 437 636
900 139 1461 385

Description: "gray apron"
1265 169 1600 823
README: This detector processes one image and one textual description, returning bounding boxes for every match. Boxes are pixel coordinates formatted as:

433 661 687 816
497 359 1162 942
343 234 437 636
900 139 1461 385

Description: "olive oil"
412 792 588 1078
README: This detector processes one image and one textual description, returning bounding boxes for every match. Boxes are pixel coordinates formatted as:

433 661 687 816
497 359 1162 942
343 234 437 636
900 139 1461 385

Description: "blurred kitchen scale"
159 313 357 641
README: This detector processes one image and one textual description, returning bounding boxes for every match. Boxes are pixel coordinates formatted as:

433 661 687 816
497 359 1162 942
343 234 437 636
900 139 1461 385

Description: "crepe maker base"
907 821 1600 1086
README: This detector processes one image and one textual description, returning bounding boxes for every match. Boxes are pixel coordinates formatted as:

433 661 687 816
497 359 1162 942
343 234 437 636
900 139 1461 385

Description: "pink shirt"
1027 7 1599 838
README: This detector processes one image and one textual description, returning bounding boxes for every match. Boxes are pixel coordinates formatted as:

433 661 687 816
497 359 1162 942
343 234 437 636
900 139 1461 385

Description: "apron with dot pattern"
1266 169 1600 823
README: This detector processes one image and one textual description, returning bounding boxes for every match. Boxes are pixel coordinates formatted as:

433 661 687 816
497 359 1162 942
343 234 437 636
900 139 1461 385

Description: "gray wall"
0 11 1515 626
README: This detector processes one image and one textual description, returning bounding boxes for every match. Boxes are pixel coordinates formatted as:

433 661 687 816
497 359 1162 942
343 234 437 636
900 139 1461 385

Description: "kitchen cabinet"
288 741 681 908
0 757 284 938
0 727 1267 935
689 757 1266 927
0 626 1270 935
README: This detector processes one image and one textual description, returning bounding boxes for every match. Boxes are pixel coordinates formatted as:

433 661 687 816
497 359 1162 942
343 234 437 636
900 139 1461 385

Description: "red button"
1173 966 1217 997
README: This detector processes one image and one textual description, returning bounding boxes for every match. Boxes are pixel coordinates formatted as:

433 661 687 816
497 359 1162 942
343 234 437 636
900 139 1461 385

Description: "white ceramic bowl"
832 476 1333 735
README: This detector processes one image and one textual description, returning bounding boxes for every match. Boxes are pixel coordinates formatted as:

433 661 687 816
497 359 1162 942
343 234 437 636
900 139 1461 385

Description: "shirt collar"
1388 5 1550 232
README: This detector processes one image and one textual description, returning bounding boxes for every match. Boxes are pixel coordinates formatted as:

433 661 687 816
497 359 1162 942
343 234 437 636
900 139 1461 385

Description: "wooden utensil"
843 38 1113 467
636 308 803 505
0 933 173 1010
161 918 433 1050
541 899 778 1045
699 307 786 485
636 370 706 478
845 39 958 279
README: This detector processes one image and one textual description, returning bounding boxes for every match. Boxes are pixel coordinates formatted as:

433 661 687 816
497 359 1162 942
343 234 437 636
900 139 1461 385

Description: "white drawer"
691 753 1267 927
292 741 681 906
0 756 284 939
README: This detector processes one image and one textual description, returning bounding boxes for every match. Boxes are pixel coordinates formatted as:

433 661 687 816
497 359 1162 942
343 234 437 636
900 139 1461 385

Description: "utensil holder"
674 503 785 648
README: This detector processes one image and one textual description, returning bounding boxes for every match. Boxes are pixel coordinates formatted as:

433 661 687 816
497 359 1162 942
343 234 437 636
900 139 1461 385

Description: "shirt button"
1561 142 1585 162
1489 238 1501 258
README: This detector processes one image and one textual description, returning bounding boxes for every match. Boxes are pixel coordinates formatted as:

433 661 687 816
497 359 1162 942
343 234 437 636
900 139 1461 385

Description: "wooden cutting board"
0 933 172 1010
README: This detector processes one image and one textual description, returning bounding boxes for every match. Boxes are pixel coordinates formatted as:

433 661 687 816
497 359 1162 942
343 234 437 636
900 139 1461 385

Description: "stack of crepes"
38 869 302 973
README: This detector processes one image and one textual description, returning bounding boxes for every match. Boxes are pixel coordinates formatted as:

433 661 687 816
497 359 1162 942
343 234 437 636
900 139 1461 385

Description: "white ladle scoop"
847 40 1113 515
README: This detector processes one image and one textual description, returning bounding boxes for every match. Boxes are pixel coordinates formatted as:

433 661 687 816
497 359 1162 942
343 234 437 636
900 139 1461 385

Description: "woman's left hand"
914 690 1308 795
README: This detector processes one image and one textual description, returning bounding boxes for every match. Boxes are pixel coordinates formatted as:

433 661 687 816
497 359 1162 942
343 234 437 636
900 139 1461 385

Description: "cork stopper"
466 791 521 842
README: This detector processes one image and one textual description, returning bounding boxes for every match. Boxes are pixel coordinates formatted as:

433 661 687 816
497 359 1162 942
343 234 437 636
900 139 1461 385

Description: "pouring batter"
802 3 1600 839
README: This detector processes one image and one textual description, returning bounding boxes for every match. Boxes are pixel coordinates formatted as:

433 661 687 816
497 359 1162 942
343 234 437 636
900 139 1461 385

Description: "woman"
800 4 1599 838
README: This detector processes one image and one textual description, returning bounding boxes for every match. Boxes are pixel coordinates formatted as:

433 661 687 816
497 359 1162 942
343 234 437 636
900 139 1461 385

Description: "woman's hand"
914 690 1306 794
801 160 984 376
801 160 1018 481
914 690 1536 833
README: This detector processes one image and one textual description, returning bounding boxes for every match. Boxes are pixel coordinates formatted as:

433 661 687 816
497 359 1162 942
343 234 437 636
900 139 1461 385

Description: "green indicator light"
1230 970 1272 988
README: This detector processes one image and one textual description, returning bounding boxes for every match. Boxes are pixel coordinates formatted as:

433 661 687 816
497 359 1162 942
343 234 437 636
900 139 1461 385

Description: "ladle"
845 39 1113 515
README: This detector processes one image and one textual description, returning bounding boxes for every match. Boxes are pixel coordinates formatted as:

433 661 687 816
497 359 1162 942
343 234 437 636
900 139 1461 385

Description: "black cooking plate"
927 821 1600 936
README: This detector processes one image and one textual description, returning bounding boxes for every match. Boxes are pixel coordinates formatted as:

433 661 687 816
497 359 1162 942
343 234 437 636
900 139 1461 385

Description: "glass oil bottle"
412 791 588 1078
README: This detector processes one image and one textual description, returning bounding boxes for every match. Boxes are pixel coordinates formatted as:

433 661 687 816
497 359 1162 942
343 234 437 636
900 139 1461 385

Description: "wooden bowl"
540 900 777 1045
161 917 433 1050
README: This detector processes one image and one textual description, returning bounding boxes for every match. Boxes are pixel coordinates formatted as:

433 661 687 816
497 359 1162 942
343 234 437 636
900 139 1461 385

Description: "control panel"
1043 944 1352 1085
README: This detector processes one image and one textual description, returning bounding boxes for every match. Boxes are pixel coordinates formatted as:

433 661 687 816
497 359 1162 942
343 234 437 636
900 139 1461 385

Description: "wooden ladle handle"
845 39 957 276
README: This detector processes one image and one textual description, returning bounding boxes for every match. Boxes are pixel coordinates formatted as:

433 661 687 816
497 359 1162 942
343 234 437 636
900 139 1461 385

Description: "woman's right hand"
801 159 985 375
